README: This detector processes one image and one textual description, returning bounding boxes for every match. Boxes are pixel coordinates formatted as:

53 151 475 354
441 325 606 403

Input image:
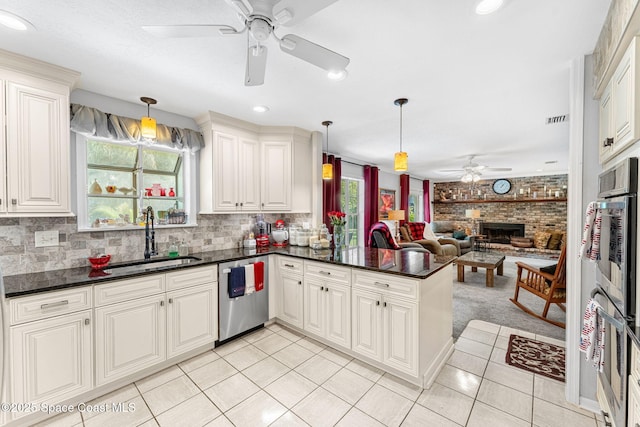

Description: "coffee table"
456 251 505 287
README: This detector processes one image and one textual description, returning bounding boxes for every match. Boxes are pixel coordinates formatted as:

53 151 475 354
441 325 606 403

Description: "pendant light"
394 98 408 172
322 120 333 180
140 97 157 140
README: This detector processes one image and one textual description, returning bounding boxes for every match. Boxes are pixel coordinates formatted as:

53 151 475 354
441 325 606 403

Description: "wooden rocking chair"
510 245 567 328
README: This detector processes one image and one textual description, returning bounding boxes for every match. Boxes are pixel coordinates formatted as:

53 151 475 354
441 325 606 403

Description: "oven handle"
596 306 626 331
595 200 626 210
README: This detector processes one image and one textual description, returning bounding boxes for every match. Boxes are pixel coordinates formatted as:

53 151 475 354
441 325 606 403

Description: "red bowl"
88 254 111 269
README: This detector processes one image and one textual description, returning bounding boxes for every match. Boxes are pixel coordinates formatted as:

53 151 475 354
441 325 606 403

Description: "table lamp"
388 210 405 241
465 209 481 235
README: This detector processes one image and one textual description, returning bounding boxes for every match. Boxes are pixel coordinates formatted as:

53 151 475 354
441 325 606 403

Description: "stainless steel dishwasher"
217 256 269 343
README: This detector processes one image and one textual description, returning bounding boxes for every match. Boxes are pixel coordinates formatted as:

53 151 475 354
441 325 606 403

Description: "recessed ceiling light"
475 0 504 15
327 69 348 81
252 105 269 113
0 10 35 31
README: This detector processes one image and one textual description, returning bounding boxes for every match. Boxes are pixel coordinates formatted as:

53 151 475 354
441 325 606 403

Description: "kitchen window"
408 191 423 222
341 177 364 247
75 135 196 231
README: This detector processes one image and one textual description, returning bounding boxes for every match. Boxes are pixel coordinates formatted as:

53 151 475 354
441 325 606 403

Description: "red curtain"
322 154 342 232
399 174 410 225
423 180 431 223
364 165 379 247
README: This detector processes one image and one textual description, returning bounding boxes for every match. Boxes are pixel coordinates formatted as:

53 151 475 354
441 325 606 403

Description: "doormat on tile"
506 334 565 382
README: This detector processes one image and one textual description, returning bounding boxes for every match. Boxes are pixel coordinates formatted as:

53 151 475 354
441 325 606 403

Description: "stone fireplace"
480 222 525 243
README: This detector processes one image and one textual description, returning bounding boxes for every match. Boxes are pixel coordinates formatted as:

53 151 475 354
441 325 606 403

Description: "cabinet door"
279 271 303 329
261 140 292 211
303 277 324 337
383 297 418 376
213 131 239 211
0 80 4 213
95 294 166 386
167 283 217 358
6 80 70 214
10 311 92 406
351 288 381 361
613 46 635 150
630 377 640 427
599 82 614 163
238 137 261 210
325 282 351 349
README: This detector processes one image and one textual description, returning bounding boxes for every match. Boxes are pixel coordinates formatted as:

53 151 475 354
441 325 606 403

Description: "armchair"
399 223 458 256
368 223 429 252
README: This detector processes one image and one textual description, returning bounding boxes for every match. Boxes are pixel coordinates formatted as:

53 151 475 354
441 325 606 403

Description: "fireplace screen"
479 222 525 243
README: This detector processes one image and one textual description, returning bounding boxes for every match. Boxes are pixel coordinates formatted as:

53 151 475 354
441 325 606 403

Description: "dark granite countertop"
1 246 455 298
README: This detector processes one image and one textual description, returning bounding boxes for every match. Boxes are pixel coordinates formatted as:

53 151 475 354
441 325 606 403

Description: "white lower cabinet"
167 283 217 358
10 310 93 407
303 276 351 349
351 287 417 376
278 257 304 329
95 294 167 386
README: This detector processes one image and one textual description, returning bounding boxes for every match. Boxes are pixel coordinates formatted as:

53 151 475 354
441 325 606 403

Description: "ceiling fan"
440 155 512 182
142 0 350 86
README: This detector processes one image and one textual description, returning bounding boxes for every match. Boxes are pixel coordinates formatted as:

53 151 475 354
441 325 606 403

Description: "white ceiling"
0 0 611 181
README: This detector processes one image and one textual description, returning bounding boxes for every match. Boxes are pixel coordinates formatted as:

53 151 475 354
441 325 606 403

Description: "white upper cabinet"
0 50 79 216
599 36 640 163
197 111 312 214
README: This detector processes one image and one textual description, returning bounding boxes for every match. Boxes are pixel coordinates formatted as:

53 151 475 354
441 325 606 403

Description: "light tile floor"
39 320 602 427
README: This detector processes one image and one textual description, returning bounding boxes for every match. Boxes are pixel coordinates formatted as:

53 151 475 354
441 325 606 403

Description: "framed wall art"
378 188 396 220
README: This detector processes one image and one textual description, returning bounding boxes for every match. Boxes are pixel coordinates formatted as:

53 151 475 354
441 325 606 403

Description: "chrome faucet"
144 206 157 259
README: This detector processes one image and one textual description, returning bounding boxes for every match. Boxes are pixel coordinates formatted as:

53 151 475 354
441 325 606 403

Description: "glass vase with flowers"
328 211 346 248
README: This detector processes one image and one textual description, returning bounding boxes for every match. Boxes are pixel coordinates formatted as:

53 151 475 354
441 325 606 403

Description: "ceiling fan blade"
142 25 240 38
245 45 267 86
439 169 466 172
272 0 339 26
485 167 512 171
279 34 349 73
225 0 252 18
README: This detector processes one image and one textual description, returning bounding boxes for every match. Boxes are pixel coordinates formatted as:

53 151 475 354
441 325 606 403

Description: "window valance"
70 104 204 152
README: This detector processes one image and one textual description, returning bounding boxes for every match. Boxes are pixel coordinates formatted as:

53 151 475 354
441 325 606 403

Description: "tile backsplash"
0 213 312 276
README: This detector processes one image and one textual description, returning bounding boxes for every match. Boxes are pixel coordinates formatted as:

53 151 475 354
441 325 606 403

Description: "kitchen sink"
103 256 202 274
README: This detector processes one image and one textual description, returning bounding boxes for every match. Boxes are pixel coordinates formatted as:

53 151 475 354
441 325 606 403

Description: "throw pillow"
406 222 425 240
533 231 552 249
453 229 467 240
399 225 413 242
547 231 563 250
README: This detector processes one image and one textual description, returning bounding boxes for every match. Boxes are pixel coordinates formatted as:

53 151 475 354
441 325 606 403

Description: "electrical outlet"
35 230 59 247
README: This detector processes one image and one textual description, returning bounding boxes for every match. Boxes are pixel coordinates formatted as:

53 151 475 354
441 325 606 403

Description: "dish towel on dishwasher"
579 298 605 372
244 264 256 295
579 202 602 261
228 266 245 298
254 261 265 292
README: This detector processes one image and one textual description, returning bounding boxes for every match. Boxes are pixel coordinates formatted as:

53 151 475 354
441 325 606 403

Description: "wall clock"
492 179 512 195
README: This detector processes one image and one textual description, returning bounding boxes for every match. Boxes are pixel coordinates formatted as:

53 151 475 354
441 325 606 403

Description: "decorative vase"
333 224 345 248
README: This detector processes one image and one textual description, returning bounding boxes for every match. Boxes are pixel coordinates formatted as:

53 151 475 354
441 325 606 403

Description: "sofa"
399 222 459 256
430 220 475 255
369 222 429 253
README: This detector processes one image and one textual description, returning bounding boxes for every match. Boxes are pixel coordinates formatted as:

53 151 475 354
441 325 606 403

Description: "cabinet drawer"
166 265 217 291
10 287 92 325
352 271 418 300
278 256 303 273
95 275 165 307
632 340 640 381
304 261 350 284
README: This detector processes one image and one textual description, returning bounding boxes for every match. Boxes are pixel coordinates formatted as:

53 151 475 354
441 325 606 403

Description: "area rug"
506 334 565 382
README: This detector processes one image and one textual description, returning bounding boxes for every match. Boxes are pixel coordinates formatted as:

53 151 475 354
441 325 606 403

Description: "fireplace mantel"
433 198 567 204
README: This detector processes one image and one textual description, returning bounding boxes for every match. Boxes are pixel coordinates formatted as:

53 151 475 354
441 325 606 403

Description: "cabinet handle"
262 202 264 207
235 202 239 207
319 270 331 276
240 202 243 207
41 300 69 310
376 301 380 306
169 298 173 304
160 300 165 306
284 263 295 268
384 302 387 307
11 199 17 205
298 281 302 285
84 318 90 326
320 286 324 291
325 287 328 292
0 199 2 205
604 137 614 147
637 378 640 387
374 281 390 288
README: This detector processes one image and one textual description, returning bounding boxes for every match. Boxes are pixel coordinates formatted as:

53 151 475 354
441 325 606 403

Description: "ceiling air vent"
546 115 568 124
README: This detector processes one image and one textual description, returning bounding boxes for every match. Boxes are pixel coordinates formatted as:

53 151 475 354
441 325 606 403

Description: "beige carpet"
452 255 566 341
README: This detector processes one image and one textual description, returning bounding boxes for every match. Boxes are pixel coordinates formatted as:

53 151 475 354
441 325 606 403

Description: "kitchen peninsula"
0 247 454 426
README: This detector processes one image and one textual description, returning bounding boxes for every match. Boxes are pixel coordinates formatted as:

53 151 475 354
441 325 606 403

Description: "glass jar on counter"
289 225 299 246
297 229 310 247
